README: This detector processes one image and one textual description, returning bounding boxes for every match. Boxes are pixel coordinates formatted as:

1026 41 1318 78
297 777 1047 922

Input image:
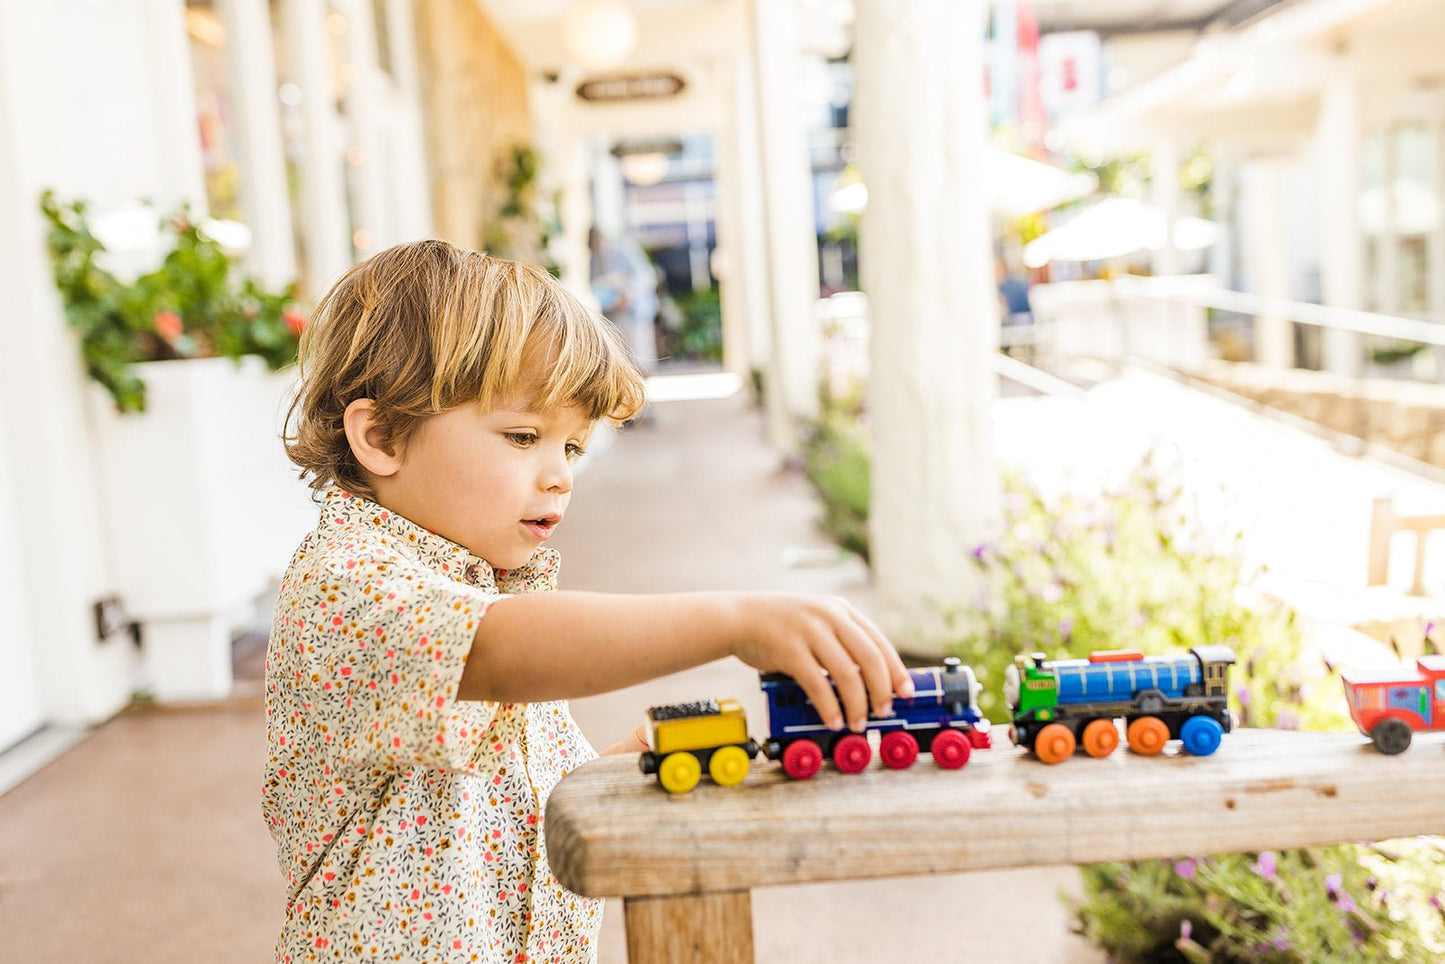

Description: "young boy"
264 240 911 963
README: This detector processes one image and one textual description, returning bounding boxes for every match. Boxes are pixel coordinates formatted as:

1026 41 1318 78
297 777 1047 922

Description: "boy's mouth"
522 514 561 539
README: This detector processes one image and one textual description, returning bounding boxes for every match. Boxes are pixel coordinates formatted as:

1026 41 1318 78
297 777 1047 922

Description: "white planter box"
88 356 318 701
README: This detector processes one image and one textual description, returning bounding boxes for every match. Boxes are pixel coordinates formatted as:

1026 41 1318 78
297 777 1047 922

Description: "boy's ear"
343 398 403 477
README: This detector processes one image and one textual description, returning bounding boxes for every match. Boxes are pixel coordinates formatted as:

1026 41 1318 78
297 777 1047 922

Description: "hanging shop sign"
576 72 686 103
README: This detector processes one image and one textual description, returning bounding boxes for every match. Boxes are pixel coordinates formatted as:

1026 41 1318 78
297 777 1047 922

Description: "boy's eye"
565 442 587 461
505 432 538 447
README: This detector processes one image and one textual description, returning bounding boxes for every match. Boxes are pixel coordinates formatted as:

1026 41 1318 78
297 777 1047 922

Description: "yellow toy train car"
638 698 759 793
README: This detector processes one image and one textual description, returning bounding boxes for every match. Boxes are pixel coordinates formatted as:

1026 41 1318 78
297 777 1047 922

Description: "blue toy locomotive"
759 657 992 779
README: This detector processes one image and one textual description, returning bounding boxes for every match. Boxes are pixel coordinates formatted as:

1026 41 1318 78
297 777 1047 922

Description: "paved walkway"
0 374 1100 963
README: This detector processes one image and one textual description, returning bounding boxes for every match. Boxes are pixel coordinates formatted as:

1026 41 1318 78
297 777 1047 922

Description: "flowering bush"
40 190 306 413
799 408 1445 961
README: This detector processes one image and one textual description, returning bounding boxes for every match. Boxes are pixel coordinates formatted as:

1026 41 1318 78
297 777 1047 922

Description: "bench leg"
623 890 754 964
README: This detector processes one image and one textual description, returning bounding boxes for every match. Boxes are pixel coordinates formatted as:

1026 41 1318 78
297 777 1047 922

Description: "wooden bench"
544 729 1444 963
1370 496 1445 596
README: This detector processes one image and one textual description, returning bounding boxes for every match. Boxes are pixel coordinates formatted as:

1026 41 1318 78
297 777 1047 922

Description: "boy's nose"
541 458 573 494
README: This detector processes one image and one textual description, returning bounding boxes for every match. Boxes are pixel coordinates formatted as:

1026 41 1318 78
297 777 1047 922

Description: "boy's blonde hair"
286 239 646 499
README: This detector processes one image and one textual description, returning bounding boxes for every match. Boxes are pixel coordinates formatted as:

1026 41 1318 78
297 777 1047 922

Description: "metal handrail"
1112 275 1445 348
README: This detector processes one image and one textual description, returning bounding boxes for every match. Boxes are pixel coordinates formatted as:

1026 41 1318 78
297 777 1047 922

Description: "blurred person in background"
589 226 660 378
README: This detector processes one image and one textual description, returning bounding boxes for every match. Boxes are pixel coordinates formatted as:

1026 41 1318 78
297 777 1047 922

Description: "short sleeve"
293 545 503 772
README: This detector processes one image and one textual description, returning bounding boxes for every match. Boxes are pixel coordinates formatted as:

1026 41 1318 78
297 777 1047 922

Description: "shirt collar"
318 488 560 592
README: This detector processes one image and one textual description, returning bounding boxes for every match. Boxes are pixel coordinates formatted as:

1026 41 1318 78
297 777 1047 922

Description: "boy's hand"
727 594 913 733
600 721 651 756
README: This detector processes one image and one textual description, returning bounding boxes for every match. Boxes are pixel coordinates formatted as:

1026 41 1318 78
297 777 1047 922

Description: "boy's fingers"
795 664 844 731
835 616 893 718
853 609 913 697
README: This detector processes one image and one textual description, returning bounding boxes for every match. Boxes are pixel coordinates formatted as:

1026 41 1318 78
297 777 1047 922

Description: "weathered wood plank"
545 729 1443 898
623 892 753 964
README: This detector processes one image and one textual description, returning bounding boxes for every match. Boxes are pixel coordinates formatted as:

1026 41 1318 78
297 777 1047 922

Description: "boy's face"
376 400 595 570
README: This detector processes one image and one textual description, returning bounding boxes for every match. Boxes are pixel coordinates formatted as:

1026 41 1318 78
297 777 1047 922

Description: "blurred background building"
2 0 1444 767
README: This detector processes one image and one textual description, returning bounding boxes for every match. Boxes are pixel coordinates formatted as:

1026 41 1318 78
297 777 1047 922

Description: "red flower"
153 310 183 341
282 305 307 337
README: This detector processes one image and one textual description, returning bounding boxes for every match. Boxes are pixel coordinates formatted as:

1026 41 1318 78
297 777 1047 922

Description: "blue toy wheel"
1179 716 1224 757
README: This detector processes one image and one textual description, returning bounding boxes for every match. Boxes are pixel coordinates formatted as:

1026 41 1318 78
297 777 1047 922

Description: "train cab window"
1437 680 1445 700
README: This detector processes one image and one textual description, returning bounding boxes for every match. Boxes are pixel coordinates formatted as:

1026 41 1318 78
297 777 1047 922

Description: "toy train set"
639 643 1442 793
639 658 990 793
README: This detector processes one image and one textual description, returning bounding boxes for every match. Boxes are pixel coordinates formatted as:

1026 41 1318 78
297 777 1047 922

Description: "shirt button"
465 563 480 583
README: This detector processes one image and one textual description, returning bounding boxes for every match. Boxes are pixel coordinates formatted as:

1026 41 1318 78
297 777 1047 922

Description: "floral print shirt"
263 489 602 963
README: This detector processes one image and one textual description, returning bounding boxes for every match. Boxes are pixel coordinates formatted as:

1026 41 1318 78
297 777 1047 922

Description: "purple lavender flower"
1272 931 1290 951
1254 851 1278 881
1276 709 1300 731
1058 618 1074 640
970 543 989 563
1325 873 1343 897
1335 894 1357 913
1234 685 1252 706
1174 859 1197 880
1179 919 1193 941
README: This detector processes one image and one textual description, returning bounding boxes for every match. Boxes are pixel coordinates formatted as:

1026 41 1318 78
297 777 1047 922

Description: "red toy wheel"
879 731 920 769
781 739 823 780
930 728 972 769
832 733 872 773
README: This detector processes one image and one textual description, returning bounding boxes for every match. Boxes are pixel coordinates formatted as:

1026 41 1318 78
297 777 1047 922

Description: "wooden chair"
1369 496 1445 596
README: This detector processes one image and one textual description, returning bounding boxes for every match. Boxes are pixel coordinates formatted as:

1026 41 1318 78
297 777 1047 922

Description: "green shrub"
797 408 1445 961
40 190 303 413
801 411 871 563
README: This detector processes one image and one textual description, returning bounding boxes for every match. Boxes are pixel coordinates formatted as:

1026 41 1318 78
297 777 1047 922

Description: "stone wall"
1191 360 1445 469
414 0 532 252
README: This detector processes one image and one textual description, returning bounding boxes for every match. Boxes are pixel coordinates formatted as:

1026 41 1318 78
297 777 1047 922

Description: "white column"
719 46 773 391
384 0 432 239
529 74 592 297
749 0 821 447
1317 71 1364 377
281 0 352 293
592 141 627 238
1150 138 1182 277
559 136 593 299
1244 158 1293 368
217 0 297 286
336 0 388 255
854 0 999 652
1374 126 1399 315
144 0 208 213
1432 116 1445 379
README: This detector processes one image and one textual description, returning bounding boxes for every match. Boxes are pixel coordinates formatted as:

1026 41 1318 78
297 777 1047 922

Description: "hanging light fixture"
561 0 638 71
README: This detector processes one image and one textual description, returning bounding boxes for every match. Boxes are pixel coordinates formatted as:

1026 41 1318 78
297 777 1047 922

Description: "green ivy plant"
40 190 305 413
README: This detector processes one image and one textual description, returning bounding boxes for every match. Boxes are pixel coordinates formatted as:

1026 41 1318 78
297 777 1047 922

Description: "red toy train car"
1341 654 1445 753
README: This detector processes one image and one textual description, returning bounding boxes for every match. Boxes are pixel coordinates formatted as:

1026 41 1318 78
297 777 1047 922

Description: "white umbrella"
981 149 1099 219
1023 196 1219 268
827 149 1098 218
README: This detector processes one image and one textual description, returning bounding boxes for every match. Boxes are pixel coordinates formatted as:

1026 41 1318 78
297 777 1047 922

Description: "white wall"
0 0 215 725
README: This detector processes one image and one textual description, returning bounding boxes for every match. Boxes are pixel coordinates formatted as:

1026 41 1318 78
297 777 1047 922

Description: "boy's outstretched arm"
459 591 913 733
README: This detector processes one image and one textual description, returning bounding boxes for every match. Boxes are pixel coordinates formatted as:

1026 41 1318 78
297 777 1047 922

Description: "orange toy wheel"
1034 723 1076 764
1081 719 1121 758
879 731 920 769
1127 716 1170 756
